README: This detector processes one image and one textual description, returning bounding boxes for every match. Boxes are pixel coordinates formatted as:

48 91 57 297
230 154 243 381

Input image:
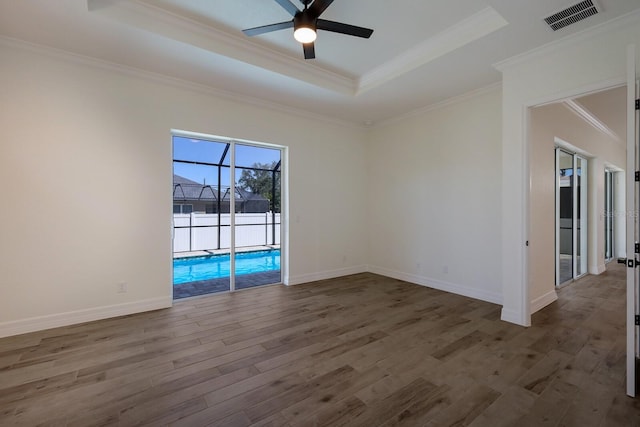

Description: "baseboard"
0 296 172 338
288 265 368 286
589 263 607 275
500 307 529 326
0 264 506 337
367 265 502 305
530 290 558 314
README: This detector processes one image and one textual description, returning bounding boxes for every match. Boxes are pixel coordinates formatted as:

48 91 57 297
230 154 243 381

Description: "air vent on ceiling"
544 0 600 31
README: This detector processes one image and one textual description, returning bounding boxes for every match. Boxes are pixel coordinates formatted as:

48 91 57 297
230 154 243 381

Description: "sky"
173 136 281 186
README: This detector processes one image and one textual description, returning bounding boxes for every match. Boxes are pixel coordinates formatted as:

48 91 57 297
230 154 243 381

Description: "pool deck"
173 245 280 259
173 270 282 299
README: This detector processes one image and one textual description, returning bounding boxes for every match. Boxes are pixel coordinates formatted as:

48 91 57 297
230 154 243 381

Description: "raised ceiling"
1 0 640 125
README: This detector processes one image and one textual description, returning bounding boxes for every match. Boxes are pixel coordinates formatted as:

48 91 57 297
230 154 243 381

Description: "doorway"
172 133 284 299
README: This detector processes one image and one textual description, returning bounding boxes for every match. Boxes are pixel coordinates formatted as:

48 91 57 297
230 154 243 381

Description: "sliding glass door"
172 134 283 299
604 170 614 262
173 137 231 298
232 143 282 290
557 150 574 284
575 156 587 277
555 148 588 285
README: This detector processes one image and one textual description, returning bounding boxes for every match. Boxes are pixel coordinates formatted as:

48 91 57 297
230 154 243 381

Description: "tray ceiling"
1 0 640 125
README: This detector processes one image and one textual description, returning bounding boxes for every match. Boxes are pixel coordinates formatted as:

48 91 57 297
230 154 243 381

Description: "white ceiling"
1 0 640 126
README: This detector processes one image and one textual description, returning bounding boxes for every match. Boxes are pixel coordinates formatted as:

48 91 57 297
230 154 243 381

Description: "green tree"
238 161 281 212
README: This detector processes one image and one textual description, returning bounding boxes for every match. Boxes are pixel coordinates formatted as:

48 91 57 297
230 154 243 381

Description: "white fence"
173 213 281 252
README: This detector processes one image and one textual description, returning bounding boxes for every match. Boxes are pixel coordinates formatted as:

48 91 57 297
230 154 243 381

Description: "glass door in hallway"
604 170 614 263
555 148 588 285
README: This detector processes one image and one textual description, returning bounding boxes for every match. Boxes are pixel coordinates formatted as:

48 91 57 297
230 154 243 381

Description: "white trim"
0 262 505 337
555 148 561 287
530 290 558 314
500 308 522 325
0 297 172 339
281 147 290 287
171 129 287 150
494 8 640 72
563 99 621 141
589 263 607 275
287 265 368 286
358 8 507 94
521 105 532 327
555 137 594 158
229 137 236 292
526 79 626 109
0 36 364 131
368 265 502 305
625 43 637 398
373 82 502 129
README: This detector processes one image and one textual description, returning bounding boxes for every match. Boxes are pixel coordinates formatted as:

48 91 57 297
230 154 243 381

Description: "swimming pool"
173 249 280 285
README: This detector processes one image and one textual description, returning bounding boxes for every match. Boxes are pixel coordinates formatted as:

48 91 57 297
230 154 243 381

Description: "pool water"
173 249 280 285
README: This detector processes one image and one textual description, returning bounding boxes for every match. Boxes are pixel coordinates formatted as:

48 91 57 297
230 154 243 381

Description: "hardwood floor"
0 264 638 426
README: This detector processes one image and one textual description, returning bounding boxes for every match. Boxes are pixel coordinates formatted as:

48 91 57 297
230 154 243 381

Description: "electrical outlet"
443 265 449 274
117 282 127 293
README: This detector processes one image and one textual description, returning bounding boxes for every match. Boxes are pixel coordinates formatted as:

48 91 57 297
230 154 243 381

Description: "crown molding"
494 7 640 72
0 36 366 131
357 7 508 94
563 99 621 141
88 0 357 95
372 82 502 129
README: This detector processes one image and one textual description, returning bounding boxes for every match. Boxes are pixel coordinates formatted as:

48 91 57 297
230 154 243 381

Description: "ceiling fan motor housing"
294 10 317 32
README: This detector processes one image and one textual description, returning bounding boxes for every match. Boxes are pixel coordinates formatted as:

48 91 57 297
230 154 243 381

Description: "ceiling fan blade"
309 0 334 17
303 42 315 59
243 21 293 37
317 19 373 38
274 0 300 16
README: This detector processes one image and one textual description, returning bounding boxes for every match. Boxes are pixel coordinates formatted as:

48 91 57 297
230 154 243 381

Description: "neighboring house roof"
173 174 216 202
173 174 267 203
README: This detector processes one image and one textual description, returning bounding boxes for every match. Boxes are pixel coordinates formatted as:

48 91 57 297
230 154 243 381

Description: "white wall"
5 11 639 336
498 11 640 326
528 101 625 313
0 41 369 337
366 86 503 304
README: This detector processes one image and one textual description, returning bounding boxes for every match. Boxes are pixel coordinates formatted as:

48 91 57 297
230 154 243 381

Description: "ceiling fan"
242 0 374 60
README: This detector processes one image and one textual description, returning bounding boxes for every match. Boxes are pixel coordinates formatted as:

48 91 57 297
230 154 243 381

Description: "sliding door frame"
172 129 287 294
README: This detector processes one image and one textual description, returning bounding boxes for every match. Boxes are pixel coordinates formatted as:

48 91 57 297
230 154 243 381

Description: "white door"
625 44 639 398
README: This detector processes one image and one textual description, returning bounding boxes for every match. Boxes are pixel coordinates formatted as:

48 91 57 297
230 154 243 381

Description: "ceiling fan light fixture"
242 0 374 59
294 26 316 43
293 12 317 43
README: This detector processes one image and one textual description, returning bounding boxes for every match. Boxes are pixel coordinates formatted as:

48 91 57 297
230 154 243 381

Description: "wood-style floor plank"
0 264 637 426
